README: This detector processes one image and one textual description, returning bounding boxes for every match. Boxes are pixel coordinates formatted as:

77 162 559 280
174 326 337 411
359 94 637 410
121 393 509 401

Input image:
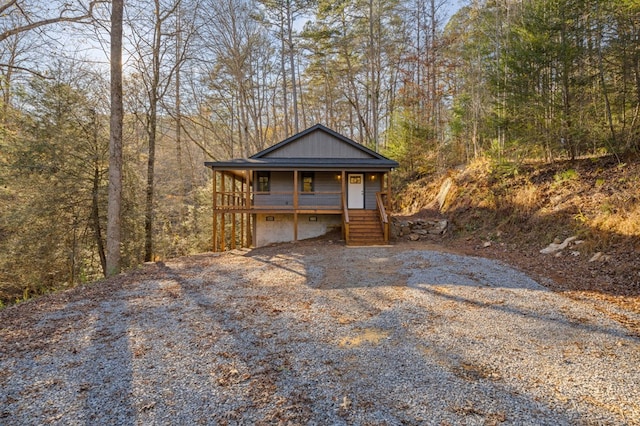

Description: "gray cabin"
204 124 398 250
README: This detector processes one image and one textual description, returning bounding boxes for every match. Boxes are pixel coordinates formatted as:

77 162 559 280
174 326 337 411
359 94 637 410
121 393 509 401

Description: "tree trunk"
175 6 187 240
106 0 124 276
286 0 299 134
280 20 289 136
144 0 163 262
92 159 107 276
144 103 157 262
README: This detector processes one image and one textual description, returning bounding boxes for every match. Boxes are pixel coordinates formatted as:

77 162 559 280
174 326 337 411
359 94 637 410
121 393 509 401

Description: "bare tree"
126 0 185 262
257 0 311 136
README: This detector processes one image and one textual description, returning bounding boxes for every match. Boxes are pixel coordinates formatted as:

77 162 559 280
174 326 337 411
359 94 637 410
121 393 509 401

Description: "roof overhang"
205 158 398 172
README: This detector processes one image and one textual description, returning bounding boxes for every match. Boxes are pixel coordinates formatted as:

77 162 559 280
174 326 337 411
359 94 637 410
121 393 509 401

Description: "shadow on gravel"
80 298 136 425
154 261 319 423
0 293 136 424
413 284 638 342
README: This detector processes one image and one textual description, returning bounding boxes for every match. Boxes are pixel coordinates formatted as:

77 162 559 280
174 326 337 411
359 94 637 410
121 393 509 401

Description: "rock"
483 241 492 248
392 217 448 238
433 220 448 234
589 252 611 262
408 233 421 241
437 178 453 210
540 236 578 254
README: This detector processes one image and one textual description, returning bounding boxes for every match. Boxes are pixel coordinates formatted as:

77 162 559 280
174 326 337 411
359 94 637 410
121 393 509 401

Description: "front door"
347 173 364 209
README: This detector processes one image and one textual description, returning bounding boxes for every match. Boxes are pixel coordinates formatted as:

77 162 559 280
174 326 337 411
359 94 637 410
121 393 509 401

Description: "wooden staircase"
346 209 386 245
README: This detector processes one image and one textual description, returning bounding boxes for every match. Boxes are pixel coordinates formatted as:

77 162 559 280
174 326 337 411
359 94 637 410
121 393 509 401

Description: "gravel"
1 241 639 425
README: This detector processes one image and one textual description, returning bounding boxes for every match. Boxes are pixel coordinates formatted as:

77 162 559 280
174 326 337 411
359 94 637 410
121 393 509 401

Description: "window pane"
257 172 270 192
302 172 314 192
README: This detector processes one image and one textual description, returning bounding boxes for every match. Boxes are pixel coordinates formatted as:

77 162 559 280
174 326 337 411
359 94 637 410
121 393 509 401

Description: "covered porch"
206 166 392 251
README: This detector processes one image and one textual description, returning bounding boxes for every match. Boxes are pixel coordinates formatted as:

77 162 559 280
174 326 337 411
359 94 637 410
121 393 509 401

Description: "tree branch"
0 63 52 79
0 1 106 43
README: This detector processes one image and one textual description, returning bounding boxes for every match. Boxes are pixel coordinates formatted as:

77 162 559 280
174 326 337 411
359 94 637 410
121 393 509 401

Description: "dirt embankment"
394 155 640 316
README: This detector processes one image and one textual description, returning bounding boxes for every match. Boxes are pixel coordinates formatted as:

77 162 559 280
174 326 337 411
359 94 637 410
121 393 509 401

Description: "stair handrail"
342 191 350 241
376 192 389 243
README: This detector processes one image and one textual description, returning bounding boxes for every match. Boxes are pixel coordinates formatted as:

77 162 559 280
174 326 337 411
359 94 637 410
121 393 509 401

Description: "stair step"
350 228 383 234
345 209 386 245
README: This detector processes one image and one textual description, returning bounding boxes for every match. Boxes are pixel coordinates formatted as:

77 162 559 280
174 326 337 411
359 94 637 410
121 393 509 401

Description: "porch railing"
215 190 342 211
342 191 350 241
376 191 389 243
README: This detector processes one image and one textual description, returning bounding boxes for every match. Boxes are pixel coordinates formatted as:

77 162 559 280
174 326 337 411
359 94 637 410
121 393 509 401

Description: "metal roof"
205 157 398 171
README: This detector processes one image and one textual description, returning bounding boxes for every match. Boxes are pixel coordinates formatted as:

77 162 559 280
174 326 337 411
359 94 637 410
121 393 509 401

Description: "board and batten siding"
263 132 373 159
254 171 293 207
300 172 342 208
364 173 384 209
254 171 342 208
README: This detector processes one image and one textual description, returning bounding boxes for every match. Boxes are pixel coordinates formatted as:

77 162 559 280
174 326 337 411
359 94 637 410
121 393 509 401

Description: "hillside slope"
394 155 640 316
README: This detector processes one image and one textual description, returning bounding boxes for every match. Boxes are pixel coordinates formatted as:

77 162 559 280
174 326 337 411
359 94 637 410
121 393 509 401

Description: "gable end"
251 124 385 160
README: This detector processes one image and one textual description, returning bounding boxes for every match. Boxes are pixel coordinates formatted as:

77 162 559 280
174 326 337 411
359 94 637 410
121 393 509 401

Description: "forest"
1 0 638 305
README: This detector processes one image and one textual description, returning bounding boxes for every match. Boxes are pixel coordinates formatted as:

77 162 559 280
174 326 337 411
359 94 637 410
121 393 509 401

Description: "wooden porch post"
293 169 298 241
246 170 252 247
220 172 226 252
212 168 218 252
231 175 237 250
386 172 392 209
341 170 347 241
240 176 245 248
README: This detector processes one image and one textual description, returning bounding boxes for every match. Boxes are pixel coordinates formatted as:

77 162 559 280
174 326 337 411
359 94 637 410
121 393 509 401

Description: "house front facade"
204 124 398 251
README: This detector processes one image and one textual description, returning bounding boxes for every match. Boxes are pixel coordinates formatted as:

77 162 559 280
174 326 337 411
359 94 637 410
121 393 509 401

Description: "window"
257 171 270 192
301 172 314 192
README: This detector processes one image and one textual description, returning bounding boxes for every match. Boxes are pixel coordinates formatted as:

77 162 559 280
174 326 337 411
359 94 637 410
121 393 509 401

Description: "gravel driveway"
1 241 639 425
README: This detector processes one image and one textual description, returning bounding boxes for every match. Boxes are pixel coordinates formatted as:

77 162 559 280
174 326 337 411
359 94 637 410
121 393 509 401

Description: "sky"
47 0 467 75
